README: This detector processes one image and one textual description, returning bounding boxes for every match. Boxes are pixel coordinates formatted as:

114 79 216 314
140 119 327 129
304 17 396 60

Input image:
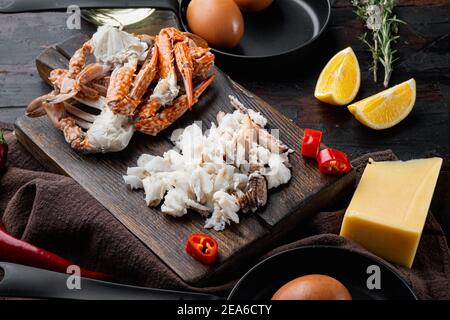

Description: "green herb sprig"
351 0 405 87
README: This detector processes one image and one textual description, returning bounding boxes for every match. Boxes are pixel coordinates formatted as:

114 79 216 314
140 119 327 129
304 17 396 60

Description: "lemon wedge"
314 47 361 105
348 79 416 130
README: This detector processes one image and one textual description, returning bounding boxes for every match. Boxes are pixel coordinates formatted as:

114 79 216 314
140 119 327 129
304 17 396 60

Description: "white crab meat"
190 167 213 203
161 188 189 217
204 191 240 231
123 175 143 190
86 107 135 153
213 165 235 192
143 176 166 207
163 149 185 171
137 154 154 167
144 156 171 173
126 166 147 179
248 109 267 127
151 73 180 106
175 124 205 165
92 25 148 66
123 165 147 189
162 171 191 194
257 146 272 165
125 97 293 231
265 153 292 189
233 173 248 190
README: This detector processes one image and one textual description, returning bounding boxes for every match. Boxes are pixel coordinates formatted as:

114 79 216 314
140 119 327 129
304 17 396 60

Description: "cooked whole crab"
26 26 215 153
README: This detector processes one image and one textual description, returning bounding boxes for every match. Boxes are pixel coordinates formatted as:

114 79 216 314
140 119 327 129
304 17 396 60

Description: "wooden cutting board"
14 34 355 285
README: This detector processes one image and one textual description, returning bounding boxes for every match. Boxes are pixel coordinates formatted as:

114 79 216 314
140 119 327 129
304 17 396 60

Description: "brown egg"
272 274 352 300
234 0 274 12
187 0 244 49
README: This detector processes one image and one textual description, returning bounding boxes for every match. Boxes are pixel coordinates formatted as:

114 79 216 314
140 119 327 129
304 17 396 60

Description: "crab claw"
174 41 194 108
134 74 215 136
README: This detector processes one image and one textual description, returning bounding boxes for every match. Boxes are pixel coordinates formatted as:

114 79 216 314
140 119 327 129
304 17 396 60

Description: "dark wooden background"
0 0 449 242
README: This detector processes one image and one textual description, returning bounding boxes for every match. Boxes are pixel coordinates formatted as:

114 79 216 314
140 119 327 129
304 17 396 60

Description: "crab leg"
134 75 215 136
69 117 92 130
47 78 79 104
49 69 69 89
136 34 156 46
63 102 97 123
47 37 109 104
191 47 215 80
42 102 95 151
88 76 110 97
75 95 106 111
134 99 162 119
77 85 100 101
183 32 209 48
27 61 107 116
77 63 111 85
62 119 94 151
157 31 176 80
89 83 107 97
107 56 138 108
92 76 110 88
112 45 159 116
131 46 159 100
137 35 176 117
174 41 194 108
48 63 111 104
67 41 92 79
164 27 194 107
26 92 56 117
139 28 189 115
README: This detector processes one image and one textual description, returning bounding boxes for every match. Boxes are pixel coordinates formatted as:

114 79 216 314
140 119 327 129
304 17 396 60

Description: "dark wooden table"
0 0 449 243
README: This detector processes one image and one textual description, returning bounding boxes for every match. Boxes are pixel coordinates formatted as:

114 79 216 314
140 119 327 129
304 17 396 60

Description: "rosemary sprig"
351 0 405 87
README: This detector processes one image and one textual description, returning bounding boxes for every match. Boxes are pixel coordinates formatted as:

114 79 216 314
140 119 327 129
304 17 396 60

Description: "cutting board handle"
0 0 180 14
0 262 221 300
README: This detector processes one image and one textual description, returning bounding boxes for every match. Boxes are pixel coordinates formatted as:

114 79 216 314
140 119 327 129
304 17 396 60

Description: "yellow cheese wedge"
340 158 442 268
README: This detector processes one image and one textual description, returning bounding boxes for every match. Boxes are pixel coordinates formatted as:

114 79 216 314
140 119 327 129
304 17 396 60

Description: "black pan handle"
0 262 221 300
0 0 180 13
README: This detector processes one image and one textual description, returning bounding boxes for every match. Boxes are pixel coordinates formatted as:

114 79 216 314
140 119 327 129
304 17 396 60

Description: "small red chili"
0 130 8 173
301 128 322 158
186 234 218 265
317 148 352 175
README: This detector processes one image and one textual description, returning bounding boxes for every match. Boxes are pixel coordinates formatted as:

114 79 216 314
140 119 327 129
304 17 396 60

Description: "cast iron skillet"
0 0 331 62
0 246 417 300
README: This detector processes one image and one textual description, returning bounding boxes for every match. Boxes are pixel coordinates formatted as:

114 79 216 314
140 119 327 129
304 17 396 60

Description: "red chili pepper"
317 148 352 175
0 130 8 173
301 128 322 158
0 224 110 281
185 234 218 265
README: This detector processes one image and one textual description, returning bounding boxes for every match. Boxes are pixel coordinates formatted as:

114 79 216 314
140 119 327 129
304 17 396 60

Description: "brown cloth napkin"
1 126 450 300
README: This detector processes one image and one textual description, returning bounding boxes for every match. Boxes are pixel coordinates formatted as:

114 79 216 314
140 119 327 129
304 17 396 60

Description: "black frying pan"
0 246 417 300
0 0 331 64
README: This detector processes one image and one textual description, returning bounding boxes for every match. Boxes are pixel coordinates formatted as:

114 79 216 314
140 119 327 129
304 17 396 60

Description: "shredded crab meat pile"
124 97 293 231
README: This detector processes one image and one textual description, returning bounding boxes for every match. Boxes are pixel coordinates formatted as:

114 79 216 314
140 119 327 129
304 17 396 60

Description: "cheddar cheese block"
340 158 442 268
